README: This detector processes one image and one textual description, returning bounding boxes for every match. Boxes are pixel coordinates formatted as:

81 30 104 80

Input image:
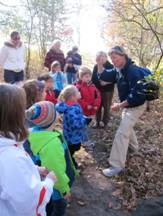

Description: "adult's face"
53 41 61 50
11 34 21 47
96 54 107 65
109 53 126 69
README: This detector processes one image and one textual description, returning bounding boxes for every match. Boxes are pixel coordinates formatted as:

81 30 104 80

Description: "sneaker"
102 167 124 177
92 122 100 129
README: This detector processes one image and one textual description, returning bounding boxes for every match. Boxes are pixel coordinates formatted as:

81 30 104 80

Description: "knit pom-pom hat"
26 101 56 129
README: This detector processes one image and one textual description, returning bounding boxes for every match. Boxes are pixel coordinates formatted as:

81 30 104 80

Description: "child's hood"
29 131 61 155
0 136 18 153
56 102 79 114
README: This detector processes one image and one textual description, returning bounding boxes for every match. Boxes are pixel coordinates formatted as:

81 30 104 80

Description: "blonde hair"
79 66 92 79
51 39 61 50
51 61 61 70
96 51 107 61
59 85 78 102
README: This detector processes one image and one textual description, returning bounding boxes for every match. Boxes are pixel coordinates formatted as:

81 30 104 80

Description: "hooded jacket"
56 102 88 144
0 42 25 71
75 80 101 116
117 58 147 107
0 136 53 216
29 130 74 196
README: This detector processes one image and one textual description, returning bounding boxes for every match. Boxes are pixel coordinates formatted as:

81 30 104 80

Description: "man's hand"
111 103 121 112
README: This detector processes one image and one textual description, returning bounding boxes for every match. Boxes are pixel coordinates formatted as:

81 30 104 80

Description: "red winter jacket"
75 80 101 116
45 90 58 105
44 49 65 71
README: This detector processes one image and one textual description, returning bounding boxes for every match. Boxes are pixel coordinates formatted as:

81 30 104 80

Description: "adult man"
0 31 25 83
103 46 147 177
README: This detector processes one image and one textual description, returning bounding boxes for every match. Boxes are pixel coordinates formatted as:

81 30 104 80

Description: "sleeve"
0 46 8 67
42 139 70 194
93 87 101 108
62 73 67 85
127 70 146 106
76 85 89 111
68 107 87 130
44 51 51 70
0 154 53 215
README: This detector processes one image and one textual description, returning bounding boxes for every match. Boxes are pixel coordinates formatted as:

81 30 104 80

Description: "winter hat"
26 101 56 129
108 46 128 57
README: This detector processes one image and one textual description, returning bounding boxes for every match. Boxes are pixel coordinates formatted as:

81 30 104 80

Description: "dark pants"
46 199 67 216
4 69 24 84
96 91 114 125
68 143 81 168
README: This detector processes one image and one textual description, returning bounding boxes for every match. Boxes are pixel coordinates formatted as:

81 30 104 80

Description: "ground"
66 100 163 216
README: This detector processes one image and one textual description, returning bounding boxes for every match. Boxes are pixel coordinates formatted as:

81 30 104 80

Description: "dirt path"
66 100 163 216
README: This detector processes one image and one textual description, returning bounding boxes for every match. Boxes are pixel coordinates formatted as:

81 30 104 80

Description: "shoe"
102 167 124 177
92 122 100 129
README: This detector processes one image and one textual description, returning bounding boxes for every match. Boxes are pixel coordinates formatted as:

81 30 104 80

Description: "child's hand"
46 171 57 184
100 80 108 86
64 192 72 202
87 105 92 110
38 166 49 177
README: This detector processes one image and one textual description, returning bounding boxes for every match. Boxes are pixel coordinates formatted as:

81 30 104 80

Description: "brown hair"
10 31 19 39
51 61 61 71
23 79 45 109
79 66 92 79
0 84 28 141
59 85 78 102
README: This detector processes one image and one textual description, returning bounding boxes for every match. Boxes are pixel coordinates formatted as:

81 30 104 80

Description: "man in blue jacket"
103 46 147 177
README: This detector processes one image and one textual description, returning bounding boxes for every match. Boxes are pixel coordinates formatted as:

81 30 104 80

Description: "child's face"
81 74 91 83
52 65 61 72
74 89 81 100
45 78 53 89
68 63 73 67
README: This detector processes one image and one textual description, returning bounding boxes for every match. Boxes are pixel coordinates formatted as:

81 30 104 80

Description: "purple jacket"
44 49 65 71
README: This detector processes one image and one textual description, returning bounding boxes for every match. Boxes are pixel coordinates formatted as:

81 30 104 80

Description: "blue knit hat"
26 101 56 129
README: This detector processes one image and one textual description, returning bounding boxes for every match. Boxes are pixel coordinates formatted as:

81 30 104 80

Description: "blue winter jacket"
117 59 147 107
56 102 88 144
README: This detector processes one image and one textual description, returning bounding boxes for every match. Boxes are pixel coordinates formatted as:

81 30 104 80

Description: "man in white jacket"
0 31 25 83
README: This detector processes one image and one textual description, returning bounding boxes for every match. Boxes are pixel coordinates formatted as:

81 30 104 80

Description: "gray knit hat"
108 46 127 56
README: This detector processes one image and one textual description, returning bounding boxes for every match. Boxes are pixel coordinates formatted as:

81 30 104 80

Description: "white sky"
0 0 109 54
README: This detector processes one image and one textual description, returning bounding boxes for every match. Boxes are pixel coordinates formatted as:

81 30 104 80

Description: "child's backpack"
136 68 160 101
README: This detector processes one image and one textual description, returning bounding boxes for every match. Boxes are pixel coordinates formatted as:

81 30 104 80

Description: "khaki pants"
109 103 146 168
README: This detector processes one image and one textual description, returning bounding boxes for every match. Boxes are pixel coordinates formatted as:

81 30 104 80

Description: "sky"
66 0 108 54
0 0 108 54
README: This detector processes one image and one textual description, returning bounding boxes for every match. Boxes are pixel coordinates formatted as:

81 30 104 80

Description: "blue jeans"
4 69 24 84
67 72 76 84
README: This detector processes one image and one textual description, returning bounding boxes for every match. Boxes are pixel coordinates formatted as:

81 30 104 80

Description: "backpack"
136 68 160 101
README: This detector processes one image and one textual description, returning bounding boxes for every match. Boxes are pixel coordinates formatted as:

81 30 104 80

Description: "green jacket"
29 130 70 194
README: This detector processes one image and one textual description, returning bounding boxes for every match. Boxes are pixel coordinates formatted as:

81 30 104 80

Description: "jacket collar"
66 100 77 106
120 58 133 76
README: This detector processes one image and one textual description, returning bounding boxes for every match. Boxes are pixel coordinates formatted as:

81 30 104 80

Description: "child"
38 74 58 105
49 61 67 96
23 79 45 109
64 58 78 84
56 85 91 168
0 84 56 216
26 101 76 216
23 79 45 163
75 66 101 117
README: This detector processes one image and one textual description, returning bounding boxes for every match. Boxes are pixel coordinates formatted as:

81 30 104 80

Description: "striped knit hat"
26 101 56 129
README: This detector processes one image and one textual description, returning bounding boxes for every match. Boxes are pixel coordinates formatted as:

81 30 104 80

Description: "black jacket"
92 61 115 92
